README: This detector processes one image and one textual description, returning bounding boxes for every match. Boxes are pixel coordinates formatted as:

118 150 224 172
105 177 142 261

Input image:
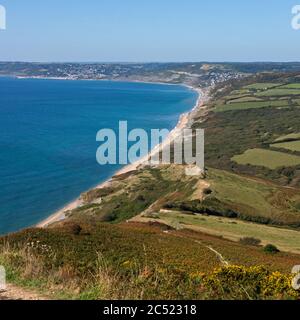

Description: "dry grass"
0 242 144 300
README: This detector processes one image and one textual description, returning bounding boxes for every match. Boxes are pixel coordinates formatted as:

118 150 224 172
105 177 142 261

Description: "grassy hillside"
69 165 200 223
1 222 300 300
207 168 300 226
64 165 300 227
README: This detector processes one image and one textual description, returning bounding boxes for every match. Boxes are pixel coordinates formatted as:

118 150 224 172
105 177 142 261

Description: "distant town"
2 62 300 88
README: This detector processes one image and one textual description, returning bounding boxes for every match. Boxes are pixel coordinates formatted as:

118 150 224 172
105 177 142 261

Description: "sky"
0 0 300 62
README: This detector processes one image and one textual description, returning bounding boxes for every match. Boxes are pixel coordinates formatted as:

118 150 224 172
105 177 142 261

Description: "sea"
0 77 198 234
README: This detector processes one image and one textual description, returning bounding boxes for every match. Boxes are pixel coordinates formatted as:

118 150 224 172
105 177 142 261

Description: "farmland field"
215 100 289 112
212 82 300 112
256 88 300 97
231 148 300 169
228 96 263 103
271 140 300 152
207 168 300 224
196 97 300 186
280 83 300 89
245 83 282 90
275 132 300 142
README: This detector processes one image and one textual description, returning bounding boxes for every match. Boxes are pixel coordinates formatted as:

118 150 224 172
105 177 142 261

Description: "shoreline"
37 82 208 228
11 75 188 86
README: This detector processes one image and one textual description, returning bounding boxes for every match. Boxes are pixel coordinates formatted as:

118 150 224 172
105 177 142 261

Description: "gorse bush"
201 265 299 300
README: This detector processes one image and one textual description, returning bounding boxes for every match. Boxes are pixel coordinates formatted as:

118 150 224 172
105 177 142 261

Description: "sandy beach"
37 86 207 228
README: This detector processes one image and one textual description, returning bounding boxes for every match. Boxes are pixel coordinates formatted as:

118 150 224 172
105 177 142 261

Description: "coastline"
37 83 208 228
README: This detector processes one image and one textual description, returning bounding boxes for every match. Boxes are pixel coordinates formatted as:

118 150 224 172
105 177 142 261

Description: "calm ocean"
0 77 198 234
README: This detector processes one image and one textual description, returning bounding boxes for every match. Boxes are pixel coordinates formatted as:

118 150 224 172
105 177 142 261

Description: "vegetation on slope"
1 222 300 300
201 106 300 184
65 165 300 227
137 211 300 253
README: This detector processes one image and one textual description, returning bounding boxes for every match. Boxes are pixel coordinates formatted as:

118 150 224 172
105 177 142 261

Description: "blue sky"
0 0 300 62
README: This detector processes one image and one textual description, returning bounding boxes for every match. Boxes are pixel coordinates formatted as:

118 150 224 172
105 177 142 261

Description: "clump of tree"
263 244 280 254
239 237 261 246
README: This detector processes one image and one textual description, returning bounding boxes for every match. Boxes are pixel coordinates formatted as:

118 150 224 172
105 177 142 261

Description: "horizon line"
1 61 300 64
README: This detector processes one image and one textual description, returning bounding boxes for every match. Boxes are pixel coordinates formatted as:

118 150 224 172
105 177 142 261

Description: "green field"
232 148 300 169
207 168 300 225
213 81 300 112
245 83 282 90
275 133 300 142
272 140 300 152
228 96 263 103
215 100 288 112
228 89 251 95
280 83 300 89
256 88 300 97
146 211 300 254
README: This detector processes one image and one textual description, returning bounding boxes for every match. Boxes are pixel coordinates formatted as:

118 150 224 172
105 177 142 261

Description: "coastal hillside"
1 221 300 299
1 70 300 299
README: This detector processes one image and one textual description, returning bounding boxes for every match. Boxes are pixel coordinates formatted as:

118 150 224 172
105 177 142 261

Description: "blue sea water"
0 77 198 234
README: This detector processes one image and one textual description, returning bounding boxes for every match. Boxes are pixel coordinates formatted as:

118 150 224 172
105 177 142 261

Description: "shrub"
239 237 261 246
203 188 213 195
136 195 146 202
201 265 299 300
163 198 238 218
58 222 82 235
81 187 114 203
263 244 280 254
